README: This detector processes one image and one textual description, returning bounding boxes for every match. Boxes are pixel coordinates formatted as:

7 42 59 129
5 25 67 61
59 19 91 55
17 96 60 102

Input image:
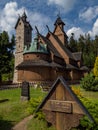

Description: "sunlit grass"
0 87 46 130
0 86 98 130
71 85 98 100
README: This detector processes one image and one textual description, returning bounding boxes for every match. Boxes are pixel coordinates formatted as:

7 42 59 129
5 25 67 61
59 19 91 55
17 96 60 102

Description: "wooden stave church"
13 12 88 84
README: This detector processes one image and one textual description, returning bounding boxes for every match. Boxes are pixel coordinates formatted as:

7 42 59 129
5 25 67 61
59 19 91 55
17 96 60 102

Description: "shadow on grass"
0 116 14 130
0 99 9 103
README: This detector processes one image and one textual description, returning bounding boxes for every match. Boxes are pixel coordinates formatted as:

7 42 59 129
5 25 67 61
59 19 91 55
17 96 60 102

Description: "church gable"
47 32 75 64
38 33 62 59
45 17 76 65
53 16 68 45
53 25 64 36
48 32 68 59
53 26 65 44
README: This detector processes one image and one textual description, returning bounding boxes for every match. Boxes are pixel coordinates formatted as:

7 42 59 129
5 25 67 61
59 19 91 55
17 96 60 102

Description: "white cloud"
88 18 98 37
67 18 98 39
28 11 52 36
47 0 76 13
79 6 98 22
0 1 52 37
0 1 24 35
67 27 84 39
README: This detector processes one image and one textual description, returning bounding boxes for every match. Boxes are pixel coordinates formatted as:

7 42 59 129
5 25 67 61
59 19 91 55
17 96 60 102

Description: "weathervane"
23 7 25 13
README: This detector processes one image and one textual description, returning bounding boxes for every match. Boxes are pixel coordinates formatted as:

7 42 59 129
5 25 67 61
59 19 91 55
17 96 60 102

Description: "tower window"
18 36 21 41
19 22 21 25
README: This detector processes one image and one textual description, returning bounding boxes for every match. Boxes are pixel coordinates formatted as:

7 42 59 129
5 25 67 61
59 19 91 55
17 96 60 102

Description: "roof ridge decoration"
46 25 51 32
22 10 27 19
54 15 65 26
35 26 40 35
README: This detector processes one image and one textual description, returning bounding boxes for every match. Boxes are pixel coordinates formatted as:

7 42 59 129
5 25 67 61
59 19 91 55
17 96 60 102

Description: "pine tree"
0 31 15 82
68 33 77 52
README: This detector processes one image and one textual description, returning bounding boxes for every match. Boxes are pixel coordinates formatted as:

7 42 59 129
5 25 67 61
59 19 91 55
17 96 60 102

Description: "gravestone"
36 76 95 130
21 81 30 101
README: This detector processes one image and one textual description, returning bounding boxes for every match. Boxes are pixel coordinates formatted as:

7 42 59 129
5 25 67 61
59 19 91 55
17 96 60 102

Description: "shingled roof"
52 34 75 60
16 60 65 69
80 66 89 71
38 33 63 58
73 52 82 61
66 64 79 70
24 35 49 54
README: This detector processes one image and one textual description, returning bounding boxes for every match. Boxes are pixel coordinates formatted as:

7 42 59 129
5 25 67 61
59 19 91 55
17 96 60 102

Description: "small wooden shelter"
36 76 95 130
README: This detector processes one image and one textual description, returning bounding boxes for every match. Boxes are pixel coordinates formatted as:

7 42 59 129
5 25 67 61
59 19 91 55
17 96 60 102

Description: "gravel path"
12 115 33 130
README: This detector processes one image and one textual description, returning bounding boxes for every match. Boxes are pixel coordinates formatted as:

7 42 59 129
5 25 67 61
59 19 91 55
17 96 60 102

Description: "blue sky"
0 0 98 39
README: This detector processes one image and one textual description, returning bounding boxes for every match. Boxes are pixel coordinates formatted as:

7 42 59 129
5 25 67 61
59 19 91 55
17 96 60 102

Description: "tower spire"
22 10 27 21
57 10 61 18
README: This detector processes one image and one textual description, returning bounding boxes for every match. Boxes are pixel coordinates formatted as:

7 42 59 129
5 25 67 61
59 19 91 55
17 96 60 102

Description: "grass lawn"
0 86 98 130
72 85 98 102
0 87 46 130
81 88 98 101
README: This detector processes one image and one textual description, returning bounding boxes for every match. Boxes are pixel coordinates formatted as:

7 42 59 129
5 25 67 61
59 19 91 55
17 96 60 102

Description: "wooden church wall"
18 67 57 82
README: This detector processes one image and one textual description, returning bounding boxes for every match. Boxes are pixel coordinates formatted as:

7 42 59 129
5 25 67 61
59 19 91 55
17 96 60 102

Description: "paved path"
12 115 33 130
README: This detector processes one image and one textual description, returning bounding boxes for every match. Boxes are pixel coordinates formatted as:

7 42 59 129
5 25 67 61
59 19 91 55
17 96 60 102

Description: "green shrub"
27 117 56 130
72 86 98 129
26 97 41 114
77 96 98 129
26 97 56 129
93 56 98 77
26 97 45 120
80 72 98 91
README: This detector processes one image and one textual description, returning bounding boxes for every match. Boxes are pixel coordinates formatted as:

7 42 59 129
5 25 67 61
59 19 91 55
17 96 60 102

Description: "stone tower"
13 12 32 83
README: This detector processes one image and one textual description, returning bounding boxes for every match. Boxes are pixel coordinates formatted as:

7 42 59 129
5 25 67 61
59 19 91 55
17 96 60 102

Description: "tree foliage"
80 72 98 91
93 57 98 78
68 33 97 69
68 33 77 52
0 31 15 82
